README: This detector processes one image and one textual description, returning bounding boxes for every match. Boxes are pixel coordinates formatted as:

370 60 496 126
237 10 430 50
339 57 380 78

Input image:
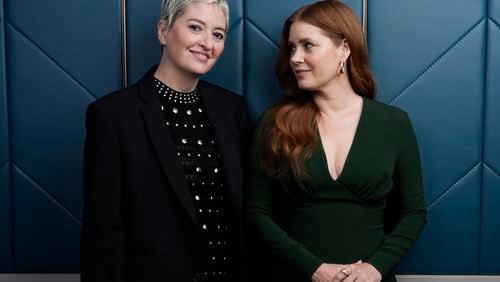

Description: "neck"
313 76 360 115
155 58 200 92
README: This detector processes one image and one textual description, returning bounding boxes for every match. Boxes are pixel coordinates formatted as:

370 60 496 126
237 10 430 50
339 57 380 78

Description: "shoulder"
199 80 245 106
86 83 141 123
91 83 139 109
89 64 157 113
250 104 282 143
364 98 412 129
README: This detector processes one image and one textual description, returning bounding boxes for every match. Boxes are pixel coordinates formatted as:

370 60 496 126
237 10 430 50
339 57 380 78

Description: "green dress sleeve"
366 112 427 276
244 114 324 279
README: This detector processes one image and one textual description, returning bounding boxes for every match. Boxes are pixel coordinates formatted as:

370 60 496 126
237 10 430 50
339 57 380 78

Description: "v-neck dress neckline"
316 97 366 184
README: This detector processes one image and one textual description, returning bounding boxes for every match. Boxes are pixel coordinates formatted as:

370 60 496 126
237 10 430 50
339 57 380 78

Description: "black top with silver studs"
155 79 233 281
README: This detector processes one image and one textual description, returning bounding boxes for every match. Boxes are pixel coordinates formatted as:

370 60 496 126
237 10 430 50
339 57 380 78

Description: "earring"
340 61 345 74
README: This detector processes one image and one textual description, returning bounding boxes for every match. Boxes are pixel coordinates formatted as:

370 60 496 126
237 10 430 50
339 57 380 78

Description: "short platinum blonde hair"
160 0 229 29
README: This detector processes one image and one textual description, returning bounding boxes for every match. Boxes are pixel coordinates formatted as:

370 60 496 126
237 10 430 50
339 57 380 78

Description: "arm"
239 99 253 161
366 113 427 277
81 102 124 282
244 116 324 280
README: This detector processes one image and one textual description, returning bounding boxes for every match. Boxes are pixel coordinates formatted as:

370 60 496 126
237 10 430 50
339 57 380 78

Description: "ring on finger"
340 269 350 276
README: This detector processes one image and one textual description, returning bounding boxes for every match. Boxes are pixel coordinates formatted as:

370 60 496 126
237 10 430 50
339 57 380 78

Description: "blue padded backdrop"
0 0 13 272
2 0 122 272
481 0 500 274
369 0 485 274
0 0 498 275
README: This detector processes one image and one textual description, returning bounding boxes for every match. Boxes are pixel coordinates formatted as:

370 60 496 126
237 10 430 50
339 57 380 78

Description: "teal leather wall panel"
0 0 498 275
480 0 500 274
12 166 81 271
5 0 122 96
368 0 485 273
3 0 122 272
0 0 13 272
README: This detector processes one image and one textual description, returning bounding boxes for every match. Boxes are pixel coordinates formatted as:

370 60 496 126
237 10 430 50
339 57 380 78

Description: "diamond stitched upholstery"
0 0 498 275
0 0 13 271
369 0 486 273
3 0 121 272
480 0 500 274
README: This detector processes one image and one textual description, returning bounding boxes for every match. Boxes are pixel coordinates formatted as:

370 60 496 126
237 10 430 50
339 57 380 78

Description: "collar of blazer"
136 65 243 230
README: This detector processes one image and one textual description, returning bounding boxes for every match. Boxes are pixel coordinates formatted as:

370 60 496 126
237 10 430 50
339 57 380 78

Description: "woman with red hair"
245 1 427 281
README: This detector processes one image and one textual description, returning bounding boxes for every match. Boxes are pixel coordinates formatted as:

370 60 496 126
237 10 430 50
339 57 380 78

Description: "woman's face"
158 2 227 77
288 21 347 92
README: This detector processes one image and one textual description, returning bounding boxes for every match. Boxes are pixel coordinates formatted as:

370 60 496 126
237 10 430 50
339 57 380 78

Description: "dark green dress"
245 98 427 282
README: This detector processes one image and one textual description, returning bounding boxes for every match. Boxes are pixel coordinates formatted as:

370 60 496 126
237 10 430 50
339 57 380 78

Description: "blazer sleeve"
244 114 323 280
239 99 253 161
367 113 427 276
81 102 125 282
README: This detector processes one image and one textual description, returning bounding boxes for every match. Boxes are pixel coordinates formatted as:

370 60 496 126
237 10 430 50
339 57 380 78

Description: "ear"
157 20 169 46
339 39 351 61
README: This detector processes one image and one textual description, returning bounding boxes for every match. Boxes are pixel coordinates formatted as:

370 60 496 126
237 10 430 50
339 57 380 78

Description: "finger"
342 273 357 282
333 269 349 282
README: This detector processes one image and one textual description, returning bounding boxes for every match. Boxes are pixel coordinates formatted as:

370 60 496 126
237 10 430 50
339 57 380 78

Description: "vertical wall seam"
242 0 247 102
121 0 128 88
478 0 489 275
363 0 367 37
0 0 14 272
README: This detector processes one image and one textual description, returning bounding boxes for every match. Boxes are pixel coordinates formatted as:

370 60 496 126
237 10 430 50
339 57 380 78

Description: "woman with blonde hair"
81 1 252 281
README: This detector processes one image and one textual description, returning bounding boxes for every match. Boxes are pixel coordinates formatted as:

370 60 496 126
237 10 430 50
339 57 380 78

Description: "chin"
297 82 316 91
188 63 216 76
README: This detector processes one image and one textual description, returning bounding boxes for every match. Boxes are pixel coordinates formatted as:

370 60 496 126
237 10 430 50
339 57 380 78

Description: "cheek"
213 43 225 58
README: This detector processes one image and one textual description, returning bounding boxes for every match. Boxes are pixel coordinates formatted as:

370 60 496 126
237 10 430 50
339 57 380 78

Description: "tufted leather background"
0 0 498 275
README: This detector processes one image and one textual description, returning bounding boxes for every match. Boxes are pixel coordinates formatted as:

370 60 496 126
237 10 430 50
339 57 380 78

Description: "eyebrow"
287 38 314 45
186 18 227 33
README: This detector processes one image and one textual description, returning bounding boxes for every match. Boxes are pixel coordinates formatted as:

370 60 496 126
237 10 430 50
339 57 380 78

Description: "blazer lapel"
138 67 198 227
199 84 243 217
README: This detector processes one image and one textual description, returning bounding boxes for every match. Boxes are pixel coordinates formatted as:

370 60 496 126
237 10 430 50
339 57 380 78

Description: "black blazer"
81 66 252 282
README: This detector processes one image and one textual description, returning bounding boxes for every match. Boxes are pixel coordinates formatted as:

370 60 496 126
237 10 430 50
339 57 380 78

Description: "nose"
199 32 213 50
290 50 303 65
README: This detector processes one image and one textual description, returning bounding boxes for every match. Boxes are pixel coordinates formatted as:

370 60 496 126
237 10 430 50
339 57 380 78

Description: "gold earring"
340 61 345 74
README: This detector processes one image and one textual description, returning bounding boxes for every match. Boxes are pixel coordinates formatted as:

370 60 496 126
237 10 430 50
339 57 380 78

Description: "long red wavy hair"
261 0 376 179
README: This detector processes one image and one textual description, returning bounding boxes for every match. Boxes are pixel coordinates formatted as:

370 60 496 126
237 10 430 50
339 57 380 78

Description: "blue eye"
288 45 296 54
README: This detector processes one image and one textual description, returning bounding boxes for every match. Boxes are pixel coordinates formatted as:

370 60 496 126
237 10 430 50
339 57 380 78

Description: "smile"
190 50 210 62
294 69 310 76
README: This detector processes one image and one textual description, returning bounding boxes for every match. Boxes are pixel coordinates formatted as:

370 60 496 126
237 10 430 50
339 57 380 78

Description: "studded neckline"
154 78 200 104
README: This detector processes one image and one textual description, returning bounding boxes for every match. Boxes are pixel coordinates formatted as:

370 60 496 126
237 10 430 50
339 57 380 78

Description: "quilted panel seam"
484 162 500 180
6 21 97 101
228 17 243 33
389 18 485 105
427 162 481 210
490 17 500 30
12 163 81 224
244 18 279 47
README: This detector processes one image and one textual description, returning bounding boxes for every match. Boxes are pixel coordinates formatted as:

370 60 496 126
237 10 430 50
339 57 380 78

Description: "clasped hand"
311 260 381 282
